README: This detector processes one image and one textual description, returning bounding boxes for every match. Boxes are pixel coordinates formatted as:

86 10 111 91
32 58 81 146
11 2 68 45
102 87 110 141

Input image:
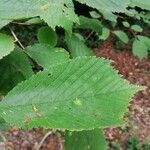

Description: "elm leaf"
0 57 143 130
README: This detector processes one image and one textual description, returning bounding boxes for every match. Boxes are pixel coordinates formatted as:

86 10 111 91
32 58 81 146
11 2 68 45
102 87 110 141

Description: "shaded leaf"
65 129 107 150
38 27 57 47
0 47 33 94
65 33 94 57
26 44 70 69
78 16 102 35
0 33 14 60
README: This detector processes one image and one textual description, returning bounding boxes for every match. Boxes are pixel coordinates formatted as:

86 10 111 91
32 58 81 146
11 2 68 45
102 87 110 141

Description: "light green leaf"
0 33 14 60
78 16 102 35
0 0 78 32
26 44 70 69
0 117 10 131
0 57 142 130
131 25 143 32
99 28 110 40
37 27 57 47
114 31 129 44
132 39 148 59
130 0 150 11
122 21 130 28
65 129 107 150
90 11 101 19
0 46 34 94
137 36 150 49
65 33 94 57
24 17 43 25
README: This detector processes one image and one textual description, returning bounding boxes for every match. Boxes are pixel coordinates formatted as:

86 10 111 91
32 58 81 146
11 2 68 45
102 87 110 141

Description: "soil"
0 38 150 150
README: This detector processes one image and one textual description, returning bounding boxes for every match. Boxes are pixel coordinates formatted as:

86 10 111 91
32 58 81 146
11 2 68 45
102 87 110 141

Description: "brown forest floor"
1 39 150 150
94 38 150 149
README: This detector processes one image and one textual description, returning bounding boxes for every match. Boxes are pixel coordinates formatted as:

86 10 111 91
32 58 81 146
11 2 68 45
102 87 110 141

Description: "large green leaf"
65 129 107 150
26 44 70 69
0 33 14 60
0 57 142 130
0 47 33 94
65 33 94 57
0 0 78 32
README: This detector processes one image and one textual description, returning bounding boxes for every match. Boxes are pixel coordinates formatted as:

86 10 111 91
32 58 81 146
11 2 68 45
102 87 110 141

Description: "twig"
9 27 25 49
37 131 52 150
85 31 94 41
0 131 6 142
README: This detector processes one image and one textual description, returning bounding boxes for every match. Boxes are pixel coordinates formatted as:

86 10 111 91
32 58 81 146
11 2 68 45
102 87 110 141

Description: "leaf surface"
76 0 130 21
0 57 142 130
0 47 33 94
26 44 70 69
38 27 57 47
114 31 129 44
0 33 14 60
65 33 94 57
0 0 78 32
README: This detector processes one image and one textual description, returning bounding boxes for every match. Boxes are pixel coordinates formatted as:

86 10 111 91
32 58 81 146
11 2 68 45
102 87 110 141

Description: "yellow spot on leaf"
73 98 82 106
32 105 38 112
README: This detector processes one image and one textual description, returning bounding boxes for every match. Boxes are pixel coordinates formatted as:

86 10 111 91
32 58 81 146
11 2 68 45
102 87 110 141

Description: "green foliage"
131 25 143 32
132 36 150 59
122 21 130 28
78 16 102 35
0 0 78 32
0 33 14 60
0 57 142 130
0 47 34 94
0 0 147 149
37 27 57 47
65 33 94 57
65 129 107 150
26 44 70 69
99 28 110 40
114 31 129 44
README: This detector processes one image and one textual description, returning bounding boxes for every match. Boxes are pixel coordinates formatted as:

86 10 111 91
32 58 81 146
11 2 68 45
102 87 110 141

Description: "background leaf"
78 16 102 35
0 0 78 32
114 31 129 44
132 39 148 59
131 25 143 32
0 46 33 95
26 44 70 69
65 129 107 150
0 33 14 60
65 33 94 57
37 26 57 47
